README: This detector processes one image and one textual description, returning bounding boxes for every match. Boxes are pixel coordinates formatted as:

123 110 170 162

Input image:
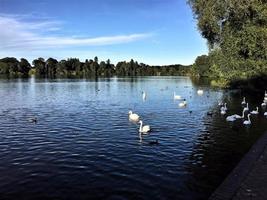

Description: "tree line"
188 0 267 87
0 57 191 77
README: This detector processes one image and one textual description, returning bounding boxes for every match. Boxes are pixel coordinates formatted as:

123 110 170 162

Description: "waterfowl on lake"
226 115 236 122
232 108 246 119
128 110 140 122
243 103 249 112
179 99 187 107
197 89 203 95
173 92 182 100
243 114 252 125
148 140 159 145
221 109 226 115
207 111 213 116
139 120 150 133
250 107 259 115
142 91 146 100
220 103 227 111
28 117 37 123
241 97 246 105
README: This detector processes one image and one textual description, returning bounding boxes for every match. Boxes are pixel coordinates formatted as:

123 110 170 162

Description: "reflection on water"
0 76 267 200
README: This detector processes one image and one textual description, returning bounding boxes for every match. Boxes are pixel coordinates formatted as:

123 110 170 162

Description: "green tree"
188 0 267 83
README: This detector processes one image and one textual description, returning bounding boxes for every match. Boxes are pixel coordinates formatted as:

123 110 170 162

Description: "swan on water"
221 109 226 115
232 108 246 119
179 99 187 107
128 110 140 121
243 114 251 125
241 97 246 105
142 91 146 101
138 120 150 133
227 108 246 121
250 107 259 115
220 103 227 111
197 89 204 95
173 92 182 100
226 115 236 122
244 103 249 112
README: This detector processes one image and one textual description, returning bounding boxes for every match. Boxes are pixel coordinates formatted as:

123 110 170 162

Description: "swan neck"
139 121 143 131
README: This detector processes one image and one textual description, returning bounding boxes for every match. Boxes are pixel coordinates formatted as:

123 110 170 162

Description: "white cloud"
0 14 152 51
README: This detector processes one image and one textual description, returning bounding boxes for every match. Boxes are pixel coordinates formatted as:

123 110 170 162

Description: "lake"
0 76 267 200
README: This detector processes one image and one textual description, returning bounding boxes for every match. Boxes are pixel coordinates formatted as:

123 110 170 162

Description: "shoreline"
209 130 267 199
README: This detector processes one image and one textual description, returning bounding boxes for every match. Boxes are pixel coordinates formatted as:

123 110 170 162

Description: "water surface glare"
0 76 267 200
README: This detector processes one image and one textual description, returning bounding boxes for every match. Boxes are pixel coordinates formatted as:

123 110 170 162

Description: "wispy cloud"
0 14 152 51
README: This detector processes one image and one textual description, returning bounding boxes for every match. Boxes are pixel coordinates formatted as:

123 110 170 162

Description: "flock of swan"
129 89 267 139
128 89 204 138
223 91 267 125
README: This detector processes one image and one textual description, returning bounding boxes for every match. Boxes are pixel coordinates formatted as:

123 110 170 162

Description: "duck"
197 89 204 95
250 107 259 115
28 117 37 123
148 140 159 145
243 114 252 125
138 120 151 133
128 110 140 122
179 99 187 107
241 97 246 105
173 92 182 100
207 111 213 116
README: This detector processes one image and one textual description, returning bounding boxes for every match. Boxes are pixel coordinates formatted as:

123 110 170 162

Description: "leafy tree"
188 0 267 83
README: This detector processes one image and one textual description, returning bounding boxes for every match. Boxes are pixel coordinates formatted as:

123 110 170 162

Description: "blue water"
0 76 267 199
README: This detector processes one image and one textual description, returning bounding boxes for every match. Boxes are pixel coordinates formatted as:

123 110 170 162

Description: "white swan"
250 107 259 115
261 102 266 107
173 92 182 100
142 91 146 100
179 99 187 107
244 103 249 112
264 112 267 116
232 108 246 119
197 89 204 95
226 115 236 122
221 109 226 115
220 103 227 111
243 114 251 125
139 120 150 133
128 110 140 122
241 97 246 105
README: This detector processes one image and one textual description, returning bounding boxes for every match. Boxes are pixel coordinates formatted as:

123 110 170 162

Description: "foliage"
188 0 267 87
0 57 191 77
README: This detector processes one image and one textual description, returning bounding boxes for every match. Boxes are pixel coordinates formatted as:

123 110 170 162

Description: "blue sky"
0 0 207 65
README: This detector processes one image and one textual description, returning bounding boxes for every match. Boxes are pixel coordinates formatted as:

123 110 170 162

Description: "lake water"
0 76 267 200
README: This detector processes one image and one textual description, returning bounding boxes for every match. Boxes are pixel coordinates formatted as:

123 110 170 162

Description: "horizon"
0 0 208 65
